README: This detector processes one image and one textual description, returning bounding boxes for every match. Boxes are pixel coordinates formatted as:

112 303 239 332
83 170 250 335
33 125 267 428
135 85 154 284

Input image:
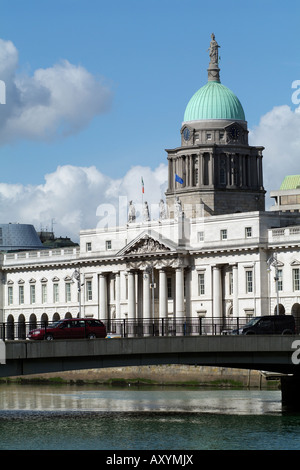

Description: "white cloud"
1 103 299 241
249 105 300 208
0 164 168 241
0 38 112 143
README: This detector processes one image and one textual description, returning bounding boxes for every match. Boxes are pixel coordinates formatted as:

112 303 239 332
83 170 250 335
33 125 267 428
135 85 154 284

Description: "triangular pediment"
117 231 177 257
291 259 300 266
224 122 244 131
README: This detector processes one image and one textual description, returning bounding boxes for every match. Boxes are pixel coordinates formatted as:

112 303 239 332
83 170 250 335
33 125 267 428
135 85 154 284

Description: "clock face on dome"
183 127 191 141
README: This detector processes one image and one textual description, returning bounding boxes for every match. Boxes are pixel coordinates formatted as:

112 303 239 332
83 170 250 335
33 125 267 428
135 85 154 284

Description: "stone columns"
99 273 107 321
198 153 202 187
209 152 214 186
143 269 151 319
232 265 238 317
159 269 168 319
189 155 193 187
213 266 222 319
175 267 185 319
127 271 136 320
115 272 120 319
185 269 191 318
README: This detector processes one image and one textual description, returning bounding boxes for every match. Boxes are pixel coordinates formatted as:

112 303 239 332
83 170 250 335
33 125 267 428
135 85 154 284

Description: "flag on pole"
141 177 144 193
175 174 183 184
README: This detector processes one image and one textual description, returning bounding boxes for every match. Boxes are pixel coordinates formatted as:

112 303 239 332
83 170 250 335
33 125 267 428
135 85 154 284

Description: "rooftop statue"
208 33 220 65
128 200 136 223
207 33 220 82
143 201 150 222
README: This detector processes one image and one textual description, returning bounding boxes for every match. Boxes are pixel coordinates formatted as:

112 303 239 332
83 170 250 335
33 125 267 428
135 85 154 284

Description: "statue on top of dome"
208 33 220 65
207 33 221 82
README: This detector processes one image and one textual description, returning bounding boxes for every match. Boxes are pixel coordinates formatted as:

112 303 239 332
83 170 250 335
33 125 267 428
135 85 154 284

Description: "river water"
0 384 299 451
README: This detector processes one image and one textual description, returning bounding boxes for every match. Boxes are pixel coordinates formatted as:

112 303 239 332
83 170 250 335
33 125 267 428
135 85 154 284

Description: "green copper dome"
184 80 245 122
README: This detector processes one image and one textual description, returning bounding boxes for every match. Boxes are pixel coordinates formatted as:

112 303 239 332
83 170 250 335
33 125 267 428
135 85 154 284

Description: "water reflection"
0 384 282 415
1 385 299 450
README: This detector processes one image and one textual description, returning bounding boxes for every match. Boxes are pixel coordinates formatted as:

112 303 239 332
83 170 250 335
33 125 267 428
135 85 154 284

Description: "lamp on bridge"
72 267 84 318
267 253 280 316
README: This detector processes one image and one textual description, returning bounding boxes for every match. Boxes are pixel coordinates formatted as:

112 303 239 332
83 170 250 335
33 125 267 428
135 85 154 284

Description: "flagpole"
174 173 184 217
174 173 176 207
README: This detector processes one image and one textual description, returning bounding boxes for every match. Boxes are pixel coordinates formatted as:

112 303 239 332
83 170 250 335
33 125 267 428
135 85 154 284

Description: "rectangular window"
197 231 204 242
221 229 227 240
198 273 205 295
8 286 13 305
30 285 36 304
65 282 71 302
53 283 59 303
86 242 92 252
86 280 92 301
41 284 47 304
106 240 112 250
167 277 172 299
278 269 283 291
293 269 300 291
245 227 252 238
19 285 24 304
220 167 226 185
246 270 253 293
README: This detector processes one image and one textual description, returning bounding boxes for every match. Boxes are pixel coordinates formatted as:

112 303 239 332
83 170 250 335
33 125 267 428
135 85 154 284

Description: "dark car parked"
28 318 107 340
232 315 296 335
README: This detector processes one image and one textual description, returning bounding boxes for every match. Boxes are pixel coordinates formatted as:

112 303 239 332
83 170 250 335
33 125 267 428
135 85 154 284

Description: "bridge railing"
107 316 247 337
0 316 249 340
1 316 299 340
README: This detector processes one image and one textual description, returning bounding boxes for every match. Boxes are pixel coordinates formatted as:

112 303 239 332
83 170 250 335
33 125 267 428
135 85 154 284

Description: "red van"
28 318 106 340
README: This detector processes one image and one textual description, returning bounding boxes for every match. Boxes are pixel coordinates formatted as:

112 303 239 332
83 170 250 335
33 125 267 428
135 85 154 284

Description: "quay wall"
7 365 278 388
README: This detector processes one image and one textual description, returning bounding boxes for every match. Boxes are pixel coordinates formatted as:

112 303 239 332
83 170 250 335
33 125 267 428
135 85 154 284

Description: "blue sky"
0 0 300 238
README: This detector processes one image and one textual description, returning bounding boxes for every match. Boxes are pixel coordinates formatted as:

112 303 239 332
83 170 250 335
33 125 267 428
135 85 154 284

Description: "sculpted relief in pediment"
128 236 171 255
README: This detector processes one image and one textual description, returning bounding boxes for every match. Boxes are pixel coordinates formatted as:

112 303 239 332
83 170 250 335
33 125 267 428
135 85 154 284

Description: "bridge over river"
2 335 300 410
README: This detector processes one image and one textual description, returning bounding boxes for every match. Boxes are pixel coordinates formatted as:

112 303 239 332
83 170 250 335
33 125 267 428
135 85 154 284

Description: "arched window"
41 313 48 327
29 313 37 331
6 314 14 340
274 304 285 315
17 314 26 340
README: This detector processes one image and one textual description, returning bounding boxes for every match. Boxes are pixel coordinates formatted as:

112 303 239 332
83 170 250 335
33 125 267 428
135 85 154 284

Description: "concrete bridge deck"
2 335 300 378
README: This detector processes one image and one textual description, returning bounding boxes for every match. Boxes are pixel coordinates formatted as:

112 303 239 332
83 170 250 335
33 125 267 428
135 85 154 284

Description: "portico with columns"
89 221 266 329
96 233 190 325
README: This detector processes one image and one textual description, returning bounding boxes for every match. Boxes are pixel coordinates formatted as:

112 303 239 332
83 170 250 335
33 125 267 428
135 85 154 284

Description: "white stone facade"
2 209 300 329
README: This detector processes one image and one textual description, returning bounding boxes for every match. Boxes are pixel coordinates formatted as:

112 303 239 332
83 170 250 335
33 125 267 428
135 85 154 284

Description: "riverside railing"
0 316 268 341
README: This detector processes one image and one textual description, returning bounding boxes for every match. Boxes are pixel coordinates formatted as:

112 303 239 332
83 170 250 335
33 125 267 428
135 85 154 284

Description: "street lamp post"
73 268 83 317
267 253 280 315
145 265 156 320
